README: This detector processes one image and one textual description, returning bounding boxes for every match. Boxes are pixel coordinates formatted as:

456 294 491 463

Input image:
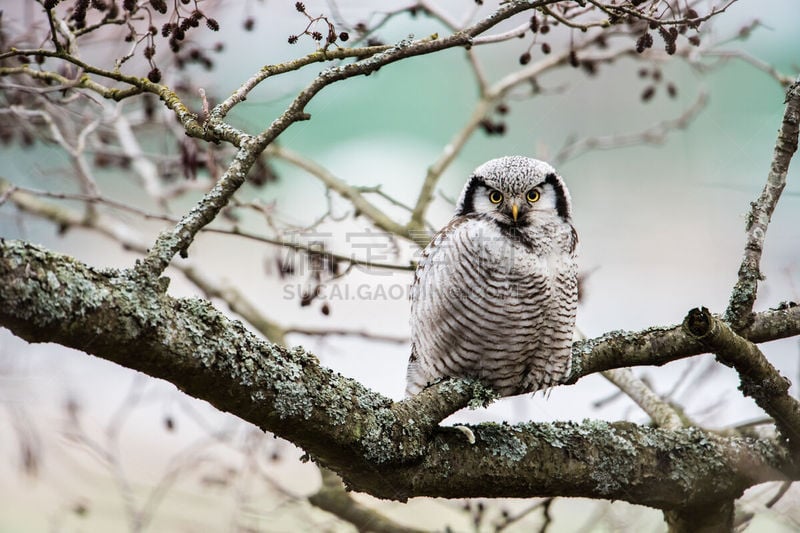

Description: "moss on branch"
380 421 790 507
1 238 799 507
568 304 800 382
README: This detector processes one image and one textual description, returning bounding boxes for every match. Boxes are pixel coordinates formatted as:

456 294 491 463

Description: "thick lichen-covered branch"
683 307 800 452
377 420 789 507
0 238 471 490
567 303 800 381
0 179 287 344
725 78 800 329
1 239 798 507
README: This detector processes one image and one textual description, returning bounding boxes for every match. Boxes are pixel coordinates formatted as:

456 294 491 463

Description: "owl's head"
455 156 572 226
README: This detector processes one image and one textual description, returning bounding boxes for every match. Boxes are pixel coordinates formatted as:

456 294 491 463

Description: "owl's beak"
511 202 519 222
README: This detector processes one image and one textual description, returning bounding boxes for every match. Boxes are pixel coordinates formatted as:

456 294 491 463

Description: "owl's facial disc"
455 162 572 225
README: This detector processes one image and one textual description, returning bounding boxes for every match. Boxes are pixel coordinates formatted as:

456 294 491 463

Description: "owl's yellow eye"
526 190 540 203
488 190 503 204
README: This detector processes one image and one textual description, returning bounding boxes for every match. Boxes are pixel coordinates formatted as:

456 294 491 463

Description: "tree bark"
1 238 797 507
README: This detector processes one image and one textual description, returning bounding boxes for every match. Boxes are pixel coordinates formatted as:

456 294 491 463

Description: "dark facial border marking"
545 173 571 221
455 175 482 216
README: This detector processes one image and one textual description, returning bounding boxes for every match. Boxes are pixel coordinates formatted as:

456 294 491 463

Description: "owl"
406 156 578 398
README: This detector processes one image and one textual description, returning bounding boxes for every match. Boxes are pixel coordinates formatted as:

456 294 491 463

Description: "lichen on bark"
1 238 798 512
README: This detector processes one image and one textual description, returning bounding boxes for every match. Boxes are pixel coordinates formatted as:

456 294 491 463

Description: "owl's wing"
406 217 471 396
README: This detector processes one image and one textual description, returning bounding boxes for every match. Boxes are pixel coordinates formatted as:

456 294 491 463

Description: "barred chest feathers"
406 156 578 398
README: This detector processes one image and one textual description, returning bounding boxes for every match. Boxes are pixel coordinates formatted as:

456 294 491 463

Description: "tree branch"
1 239 798 508
267 145 410 240
309 468 426 533
554 91 708 165
683 307 800 453
0 180 287 344
136 141 260 277
0 65 144 102
209 44 393 121
568 303 800 381
601 368 683 430
725 77 800 329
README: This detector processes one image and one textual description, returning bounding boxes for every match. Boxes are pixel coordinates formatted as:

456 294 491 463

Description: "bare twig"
725 78 800 329
541 6 610 31
209 44 392 121
267 145 410 240
493 499 550 532
586 0 738 27
112 106 165 201
765 480 793 508
216 226 414 272
471 22 531 45
701 50 795 87
554 91 709 164
602 368 683 429
0 64 144 100
539 498 554 533
285 327 408 344
408 45 634 233
309 468 426 533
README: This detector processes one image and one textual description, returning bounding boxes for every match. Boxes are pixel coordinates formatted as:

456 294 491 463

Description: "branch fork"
683 307 800 452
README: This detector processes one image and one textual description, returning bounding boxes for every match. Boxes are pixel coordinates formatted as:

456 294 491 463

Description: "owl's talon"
454 424 476 444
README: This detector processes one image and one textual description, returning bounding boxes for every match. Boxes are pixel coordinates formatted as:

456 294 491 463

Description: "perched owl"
406 156 578 398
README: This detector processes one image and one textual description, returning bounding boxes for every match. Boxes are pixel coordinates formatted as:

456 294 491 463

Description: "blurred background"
1 1 799 531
